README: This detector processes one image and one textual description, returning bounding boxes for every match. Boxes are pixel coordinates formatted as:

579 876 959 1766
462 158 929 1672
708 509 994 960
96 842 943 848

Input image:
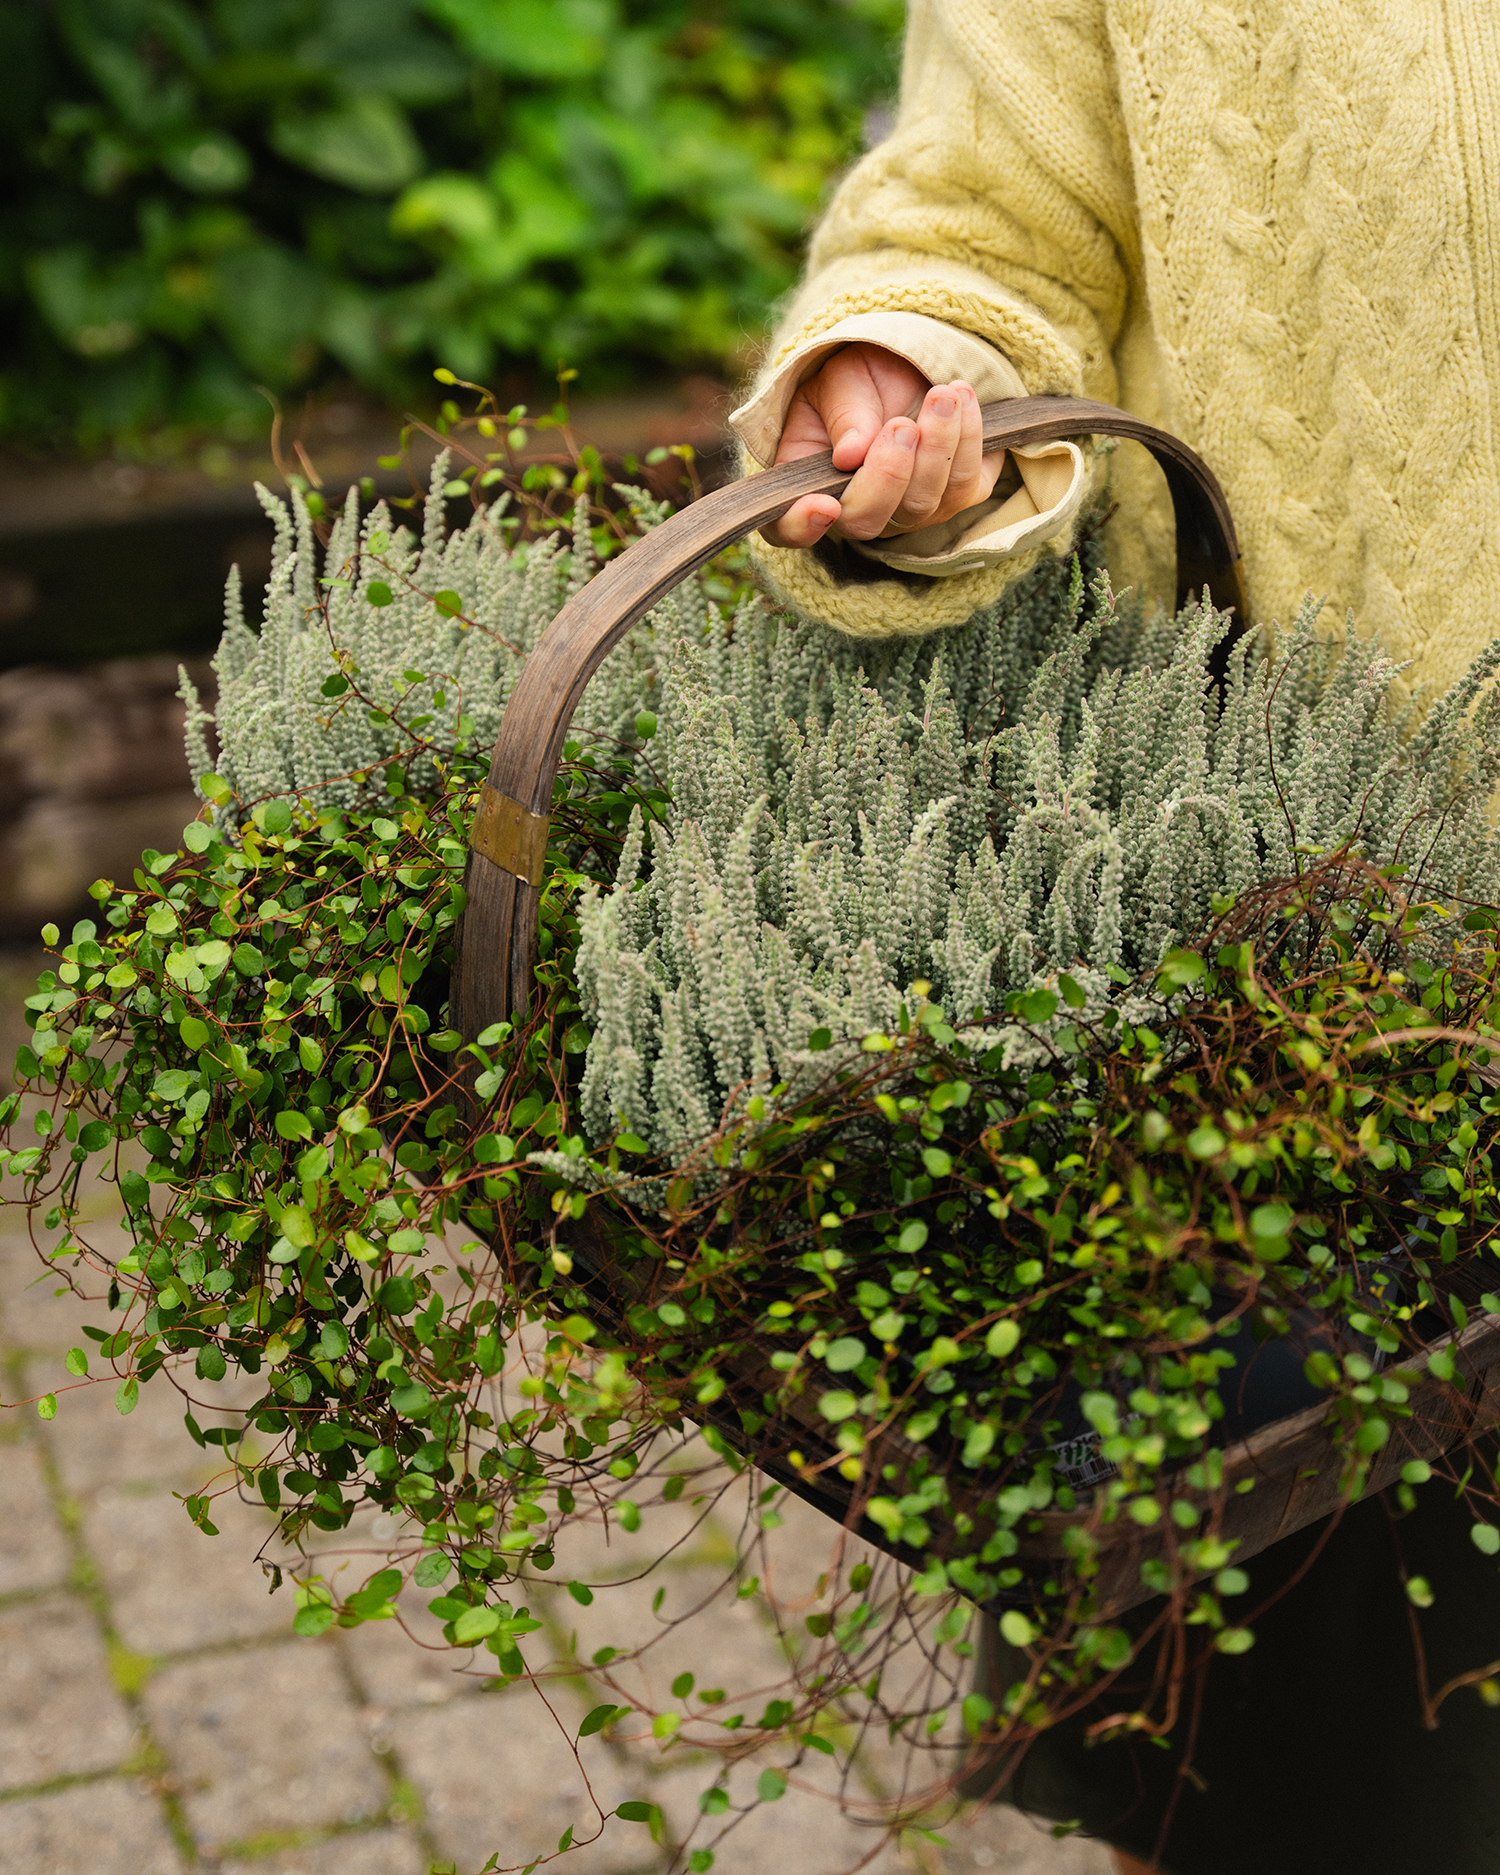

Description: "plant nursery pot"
451 395 1497 1615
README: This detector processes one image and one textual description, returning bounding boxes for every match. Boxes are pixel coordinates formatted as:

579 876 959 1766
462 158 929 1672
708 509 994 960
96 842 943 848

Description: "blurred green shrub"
1 0 902 447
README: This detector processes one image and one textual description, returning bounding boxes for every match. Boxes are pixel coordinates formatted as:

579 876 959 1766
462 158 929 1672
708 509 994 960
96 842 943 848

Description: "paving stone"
390 1686 650 1875
0 1437 69 1594
0 1595 137 1789
337 1601 469 1711
537 1563 798 1727
83 1481 288 1656
0 1777 183 1874
236 1825 428 1875
658 1750 911 1875
286 1514 470 1712
952 1804 1116 1875
0 1231 106 1361
142 1641 386 1850
35 1351 257 1499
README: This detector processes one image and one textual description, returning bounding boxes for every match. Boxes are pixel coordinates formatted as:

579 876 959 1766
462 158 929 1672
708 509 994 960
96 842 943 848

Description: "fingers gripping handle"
453 395 1244 1044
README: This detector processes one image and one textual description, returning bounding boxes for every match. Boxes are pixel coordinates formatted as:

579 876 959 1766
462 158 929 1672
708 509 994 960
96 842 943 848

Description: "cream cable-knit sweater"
743 0 1500 698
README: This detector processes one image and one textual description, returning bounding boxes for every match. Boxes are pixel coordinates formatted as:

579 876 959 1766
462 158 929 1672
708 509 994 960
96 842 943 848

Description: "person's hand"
759 342 1004 550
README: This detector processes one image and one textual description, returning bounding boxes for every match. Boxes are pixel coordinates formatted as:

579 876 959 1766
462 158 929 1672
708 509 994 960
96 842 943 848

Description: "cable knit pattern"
750 0 1500 693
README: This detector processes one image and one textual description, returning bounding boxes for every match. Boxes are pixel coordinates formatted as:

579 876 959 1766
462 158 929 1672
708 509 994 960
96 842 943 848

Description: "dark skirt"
976 1483 1500 1873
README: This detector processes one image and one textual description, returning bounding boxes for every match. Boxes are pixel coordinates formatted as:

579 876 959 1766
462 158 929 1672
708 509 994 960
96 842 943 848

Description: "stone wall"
0 656 214 940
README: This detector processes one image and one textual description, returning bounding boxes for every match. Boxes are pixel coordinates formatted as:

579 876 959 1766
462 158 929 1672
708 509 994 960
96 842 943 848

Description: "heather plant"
577 557 1500 1158
179 451 661 821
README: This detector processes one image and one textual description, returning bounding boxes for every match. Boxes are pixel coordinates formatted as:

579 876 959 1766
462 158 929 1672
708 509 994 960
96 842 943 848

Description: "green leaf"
1249 1203 1293 1239
1216 1628 1256 1654
179 1016 211 1050
433 589 464 617
376 1275 418 1315
985 1320 1020 1360
579 1704 625 1737
64 1347 88 1377
367 580 394 607
195 1345 227 1382
452 1605 501 1645
280 1205 316 1248
1157 947 1206 989
817 1391 858 1423
824 1337 866 1373
962 1693 995 1736
566 1580 594 1605
616 1802 661 1834
671 1671 694 1698
36 1393 57 1420
1013 988 1058 1024
1472 1523 1500 1556
271 96 421 193
293 1603 337 1637
756 1769 787 1802
999 1610 1034 1648
115 1376 139 1416
961 1421 996 1467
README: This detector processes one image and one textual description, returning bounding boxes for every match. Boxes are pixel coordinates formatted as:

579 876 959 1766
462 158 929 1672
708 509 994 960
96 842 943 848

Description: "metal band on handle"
469 784 550 889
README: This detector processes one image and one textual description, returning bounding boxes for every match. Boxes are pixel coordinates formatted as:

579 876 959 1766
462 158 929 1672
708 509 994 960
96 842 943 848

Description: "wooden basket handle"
453 394 1244 1041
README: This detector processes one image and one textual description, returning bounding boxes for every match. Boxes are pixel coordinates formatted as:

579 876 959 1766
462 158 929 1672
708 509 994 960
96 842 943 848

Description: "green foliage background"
2 0 903 447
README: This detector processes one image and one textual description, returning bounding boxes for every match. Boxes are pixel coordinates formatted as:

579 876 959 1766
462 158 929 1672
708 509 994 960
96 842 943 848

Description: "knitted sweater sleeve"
744 0 1134 639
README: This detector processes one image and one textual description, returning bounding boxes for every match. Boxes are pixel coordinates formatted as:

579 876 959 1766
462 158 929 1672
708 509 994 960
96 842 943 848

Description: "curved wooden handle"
453 395 1244 1042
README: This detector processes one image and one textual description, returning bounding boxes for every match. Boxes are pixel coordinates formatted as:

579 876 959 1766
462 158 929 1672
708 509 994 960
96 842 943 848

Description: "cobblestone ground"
0 1081 1116 1875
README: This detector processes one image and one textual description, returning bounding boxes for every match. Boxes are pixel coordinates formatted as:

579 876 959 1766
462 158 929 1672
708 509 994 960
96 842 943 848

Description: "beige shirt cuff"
728 310 1085 580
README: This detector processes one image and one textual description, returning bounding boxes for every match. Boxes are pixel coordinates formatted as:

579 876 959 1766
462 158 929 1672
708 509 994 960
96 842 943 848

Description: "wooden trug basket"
452 396 1500 1617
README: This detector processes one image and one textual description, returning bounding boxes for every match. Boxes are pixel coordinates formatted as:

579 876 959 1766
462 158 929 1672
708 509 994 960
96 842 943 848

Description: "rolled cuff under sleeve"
858 437 1086 577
